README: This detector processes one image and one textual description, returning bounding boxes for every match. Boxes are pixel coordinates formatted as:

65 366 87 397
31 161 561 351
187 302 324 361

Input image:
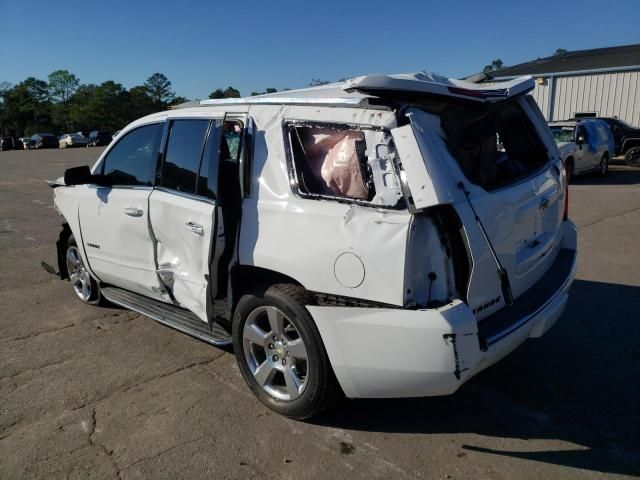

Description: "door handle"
185 221 204 235
124 207 144 217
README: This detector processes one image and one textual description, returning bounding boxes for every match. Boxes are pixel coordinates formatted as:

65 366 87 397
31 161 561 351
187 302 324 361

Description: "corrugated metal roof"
492 44 640 77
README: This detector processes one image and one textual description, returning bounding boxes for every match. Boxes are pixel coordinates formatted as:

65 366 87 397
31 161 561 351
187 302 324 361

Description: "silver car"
59 133 89 148
549 119 614 182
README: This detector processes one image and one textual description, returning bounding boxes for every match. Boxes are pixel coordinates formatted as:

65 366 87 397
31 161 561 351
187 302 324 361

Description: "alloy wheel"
600 156 608 175
66 246 92 301
242 305 309 401
627 147 640 166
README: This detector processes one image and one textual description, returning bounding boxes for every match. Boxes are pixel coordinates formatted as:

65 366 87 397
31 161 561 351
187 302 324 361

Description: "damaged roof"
491 43 640 78
197 72 534 108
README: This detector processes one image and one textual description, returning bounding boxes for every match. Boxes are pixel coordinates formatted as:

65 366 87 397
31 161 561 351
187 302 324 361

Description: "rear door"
148 116 225 322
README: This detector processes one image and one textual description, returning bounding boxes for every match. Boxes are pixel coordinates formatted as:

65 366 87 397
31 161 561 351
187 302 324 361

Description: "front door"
78 122 166 299
148 117 226 322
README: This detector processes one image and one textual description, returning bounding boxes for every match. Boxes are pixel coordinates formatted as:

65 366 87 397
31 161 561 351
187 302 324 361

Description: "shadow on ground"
314 279 640 477
571 160 640 185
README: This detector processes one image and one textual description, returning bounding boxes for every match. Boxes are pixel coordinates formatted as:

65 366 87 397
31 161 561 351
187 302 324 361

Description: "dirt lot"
1 147 639 480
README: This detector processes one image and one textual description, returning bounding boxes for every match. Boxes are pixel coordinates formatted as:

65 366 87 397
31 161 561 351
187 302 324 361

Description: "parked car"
28 133 59 149
59 133 89 148
549 119 613 182
0 137 17 151
50 73 577 419
18 138 29 150
87 130 112 147
596 117 640 166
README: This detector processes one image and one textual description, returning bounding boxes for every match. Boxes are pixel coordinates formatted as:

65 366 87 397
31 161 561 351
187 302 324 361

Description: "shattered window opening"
286 122 404 208
417 99 548 190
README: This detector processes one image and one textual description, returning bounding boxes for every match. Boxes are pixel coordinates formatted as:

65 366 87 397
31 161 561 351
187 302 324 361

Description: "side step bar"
101 286 232 346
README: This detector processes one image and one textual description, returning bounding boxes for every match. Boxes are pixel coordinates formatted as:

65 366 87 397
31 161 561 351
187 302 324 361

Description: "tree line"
0 70 338 138
0 71 192 138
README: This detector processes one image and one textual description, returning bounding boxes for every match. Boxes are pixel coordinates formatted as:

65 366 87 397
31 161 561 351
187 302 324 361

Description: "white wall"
528 70 640 126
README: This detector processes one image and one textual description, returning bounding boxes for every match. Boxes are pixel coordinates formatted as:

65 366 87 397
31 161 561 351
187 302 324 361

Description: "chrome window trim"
153 186 217 206
86 184 154 191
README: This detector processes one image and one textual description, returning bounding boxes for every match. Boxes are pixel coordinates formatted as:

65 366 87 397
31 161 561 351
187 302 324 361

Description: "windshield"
550 126 575 143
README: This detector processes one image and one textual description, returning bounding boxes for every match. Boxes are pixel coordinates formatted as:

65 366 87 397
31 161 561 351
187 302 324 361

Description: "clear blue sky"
1 0 638 99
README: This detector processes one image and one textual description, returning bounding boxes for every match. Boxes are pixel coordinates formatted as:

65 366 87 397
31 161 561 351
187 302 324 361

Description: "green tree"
482 59 504 73
69 81 128 131
250 87 278 96
2 78 51 135
126 85 157 119
144 73 175 107
309 79 330 86
554 48 568 56
48 70 79 104
208 86 241 99
170 95 189 106
0 82 11 135
48 70 80 132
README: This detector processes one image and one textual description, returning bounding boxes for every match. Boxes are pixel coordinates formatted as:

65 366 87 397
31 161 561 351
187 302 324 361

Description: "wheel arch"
621 138 640 154
56 222 73 279
229 265 307 316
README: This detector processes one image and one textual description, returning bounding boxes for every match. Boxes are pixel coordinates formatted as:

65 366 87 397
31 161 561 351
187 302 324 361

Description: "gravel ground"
1 147 639 479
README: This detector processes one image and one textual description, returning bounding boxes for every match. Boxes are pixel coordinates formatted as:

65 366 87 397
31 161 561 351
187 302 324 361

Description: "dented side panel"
148 189 215 322
239 105 412 306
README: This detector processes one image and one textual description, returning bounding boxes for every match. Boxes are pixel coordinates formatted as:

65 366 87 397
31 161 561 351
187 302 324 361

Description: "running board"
101 286 232 346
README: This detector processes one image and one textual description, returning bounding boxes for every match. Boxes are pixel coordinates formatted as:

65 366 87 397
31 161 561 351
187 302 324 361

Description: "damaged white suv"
51 73 577 419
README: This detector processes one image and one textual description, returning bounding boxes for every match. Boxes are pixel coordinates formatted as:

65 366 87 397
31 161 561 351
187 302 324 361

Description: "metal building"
491 44 640 126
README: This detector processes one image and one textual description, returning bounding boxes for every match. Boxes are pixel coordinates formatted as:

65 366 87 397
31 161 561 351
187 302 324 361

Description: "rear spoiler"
343 72 534 103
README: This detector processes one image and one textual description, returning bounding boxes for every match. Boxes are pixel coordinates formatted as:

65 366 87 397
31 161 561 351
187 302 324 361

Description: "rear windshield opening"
427 100 548 190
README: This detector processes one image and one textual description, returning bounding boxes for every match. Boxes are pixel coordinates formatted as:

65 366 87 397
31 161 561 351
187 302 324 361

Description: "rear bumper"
309 221 577 399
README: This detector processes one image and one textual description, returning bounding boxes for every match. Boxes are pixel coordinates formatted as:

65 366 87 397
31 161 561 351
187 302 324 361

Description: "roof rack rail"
199 97 364 107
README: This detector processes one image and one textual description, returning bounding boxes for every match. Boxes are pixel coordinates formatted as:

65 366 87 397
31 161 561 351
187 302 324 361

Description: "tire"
599 154 608 176
65 235 103 305
232 283 342 419
565 158 574 184
625 146 640 167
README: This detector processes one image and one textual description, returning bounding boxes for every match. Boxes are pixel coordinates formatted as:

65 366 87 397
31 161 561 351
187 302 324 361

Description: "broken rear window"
419 99 548 190
286 122 404 208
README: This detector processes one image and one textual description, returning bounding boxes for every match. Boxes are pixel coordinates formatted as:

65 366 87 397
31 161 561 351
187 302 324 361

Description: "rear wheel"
599 154 608 176
232 284 342 419
625 146 640 167
65 235 102 305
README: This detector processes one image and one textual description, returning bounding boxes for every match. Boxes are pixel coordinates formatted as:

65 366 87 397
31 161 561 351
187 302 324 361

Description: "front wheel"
599 154 608 176
232 284 342 419
565 158 574 184
65 235 102 305
625 146 640 167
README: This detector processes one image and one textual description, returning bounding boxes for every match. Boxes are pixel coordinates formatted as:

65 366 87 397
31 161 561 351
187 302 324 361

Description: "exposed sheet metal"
344 72 535 102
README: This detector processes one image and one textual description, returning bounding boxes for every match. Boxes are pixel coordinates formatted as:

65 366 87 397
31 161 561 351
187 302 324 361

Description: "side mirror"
576 135 585 148
63 165 94 185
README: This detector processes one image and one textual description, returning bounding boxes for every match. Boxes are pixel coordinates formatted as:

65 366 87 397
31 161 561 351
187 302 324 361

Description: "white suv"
51 73 577 419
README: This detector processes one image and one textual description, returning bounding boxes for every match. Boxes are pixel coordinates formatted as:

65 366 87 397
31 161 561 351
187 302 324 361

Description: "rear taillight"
563 163 569 221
